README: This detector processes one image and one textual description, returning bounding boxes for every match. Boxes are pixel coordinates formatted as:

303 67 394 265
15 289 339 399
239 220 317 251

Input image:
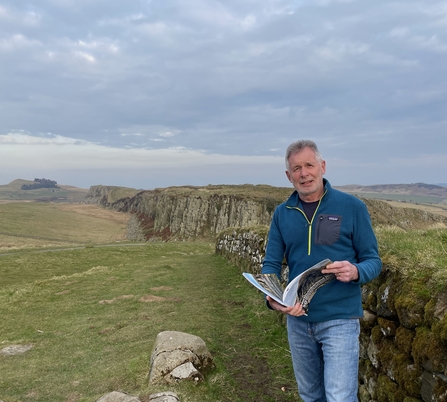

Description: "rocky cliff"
85 184 292 241
85 184 447 241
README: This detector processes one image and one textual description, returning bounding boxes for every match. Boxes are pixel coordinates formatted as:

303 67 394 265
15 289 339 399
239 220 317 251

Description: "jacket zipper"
286 190 327 255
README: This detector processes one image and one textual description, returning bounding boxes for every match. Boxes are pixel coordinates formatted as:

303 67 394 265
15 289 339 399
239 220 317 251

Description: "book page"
283 258 334 308
242 273 290 306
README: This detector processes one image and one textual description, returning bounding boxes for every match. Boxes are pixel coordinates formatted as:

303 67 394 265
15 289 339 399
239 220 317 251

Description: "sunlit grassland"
0 202 129 250
0 201 298 402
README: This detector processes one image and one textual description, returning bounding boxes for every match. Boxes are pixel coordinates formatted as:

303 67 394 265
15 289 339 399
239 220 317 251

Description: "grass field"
381 199 447 218
0 203 129 250
0 202 299 402
2 197 447 402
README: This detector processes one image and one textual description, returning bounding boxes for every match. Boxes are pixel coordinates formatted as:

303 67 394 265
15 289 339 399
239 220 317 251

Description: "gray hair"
285 140 323 170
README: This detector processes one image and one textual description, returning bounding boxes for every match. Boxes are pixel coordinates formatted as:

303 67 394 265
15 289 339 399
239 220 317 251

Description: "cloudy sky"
0 0 446 190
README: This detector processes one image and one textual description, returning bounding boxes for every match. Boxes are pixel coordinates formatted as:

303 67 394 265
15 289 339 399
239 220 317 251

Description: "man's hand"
266 296 307 316
322 261 359 282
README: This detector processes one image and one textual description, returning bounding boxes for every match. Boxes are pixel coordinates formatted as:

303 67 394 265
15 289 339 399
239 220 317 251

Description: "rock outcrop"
84 184 447 242
86 185 290 241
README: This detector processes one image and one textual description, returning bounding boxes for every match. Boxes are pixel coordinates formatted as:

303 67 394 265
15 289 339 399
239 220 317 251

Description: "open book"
243 258 335 314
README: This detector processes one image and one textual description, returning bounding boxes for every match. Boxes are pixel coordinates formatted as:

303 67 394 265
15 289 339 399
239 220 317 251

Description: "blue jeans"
287 317 360 402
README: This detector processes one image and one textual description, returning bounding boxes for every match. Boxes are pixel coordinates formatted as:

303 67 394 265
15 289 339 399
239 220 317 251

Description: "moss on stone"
412 327 447 372
428 292 447 343
433 377 447 402
376 374 405 402
394 280 430 329
377 337 399 379
431 317 447 345
395 326 415 356
424 298 436 323
376 272 399 319
371 325 385 346
394 353 422 398
378 317 399 337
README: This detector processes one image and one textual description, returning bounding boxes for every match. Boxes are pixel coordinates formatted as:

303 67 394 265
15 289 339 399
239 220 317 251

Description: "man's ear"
285 170 292 182
321 160 326 175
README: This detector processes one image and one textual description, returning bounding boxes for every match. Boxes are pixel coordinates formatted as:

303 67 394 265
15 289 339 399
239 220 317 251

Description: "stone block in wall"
359 358 379 401
395 326 415 356
376 272 399 320
394 286 430 330
362 310 378 330
412 327 447 374
420 370 447 402
378 317 398 338
376 373 406 402
362 277 381 314
215 226 269 274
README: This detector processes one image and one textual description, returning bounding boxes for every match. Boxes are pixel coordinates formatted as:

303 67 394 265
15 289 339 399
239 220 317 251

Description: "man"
262 140 381 402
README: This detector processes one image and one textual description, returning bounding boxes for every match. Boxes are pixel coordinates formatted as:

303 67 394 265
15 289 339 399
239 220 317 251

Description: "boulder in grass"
149 331 214 384
96 391 141 402
148 391 180 402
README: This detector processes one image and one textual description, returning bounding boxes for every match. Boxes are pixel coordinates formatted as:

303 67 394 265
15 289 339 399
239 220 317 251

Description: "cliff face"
85 185 447 241
86 185 286 241
84 185 140 205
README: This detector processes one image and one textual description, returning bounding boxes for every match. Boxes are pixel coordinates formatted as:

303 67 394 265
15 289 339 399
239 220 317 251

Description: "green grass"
0 241 299 402
376 225 447 290
101 186 141 203
0 202 128 249
4 197 446 402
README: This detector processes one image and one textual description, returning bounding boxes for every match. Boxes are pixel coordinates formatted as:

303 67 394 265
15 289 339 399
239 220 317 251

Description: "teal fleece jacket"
262 179 382 322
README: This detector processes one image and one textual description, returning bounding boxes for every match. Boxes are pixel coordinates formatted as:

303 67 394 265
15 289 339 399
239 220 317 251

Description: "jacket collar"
285 178 331 208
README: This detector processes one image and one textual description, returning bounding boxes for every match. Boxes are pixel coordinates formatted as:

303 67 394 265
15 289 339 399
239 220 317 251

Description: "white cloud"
0 5 42 26
159 131 177 138
0 133 91 145
0 0 446 188
0 133 282 170
0 34 42 50
390 27 447 53
315 40 371 63
72 50 96 63
77 39 120 54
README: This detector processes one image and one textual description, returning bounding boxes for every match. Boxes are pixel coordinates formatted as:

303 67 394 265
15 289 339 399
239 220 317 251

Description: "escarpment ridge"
85 184 447 241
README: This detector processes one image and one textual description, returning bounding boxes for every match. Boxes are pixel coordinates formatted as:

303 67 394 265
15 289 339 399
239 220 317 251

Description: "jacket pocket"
315 214 342 245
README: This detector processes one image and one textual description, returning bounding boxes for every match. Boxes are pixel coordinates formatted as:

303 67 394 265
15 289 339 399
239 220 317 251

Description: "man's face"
285 147 326 202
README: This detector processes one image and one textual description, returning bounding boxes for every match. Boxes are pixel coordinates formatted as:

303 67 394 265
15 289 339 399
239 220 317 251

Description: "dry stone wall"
215 226 269 274
216 226 447 402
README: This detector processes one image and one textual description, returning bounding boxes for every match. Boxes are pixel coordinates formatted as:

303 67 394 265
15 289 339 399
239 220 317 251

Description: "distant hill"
2 179 447 207
334 183 447 205
0 179 88 203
